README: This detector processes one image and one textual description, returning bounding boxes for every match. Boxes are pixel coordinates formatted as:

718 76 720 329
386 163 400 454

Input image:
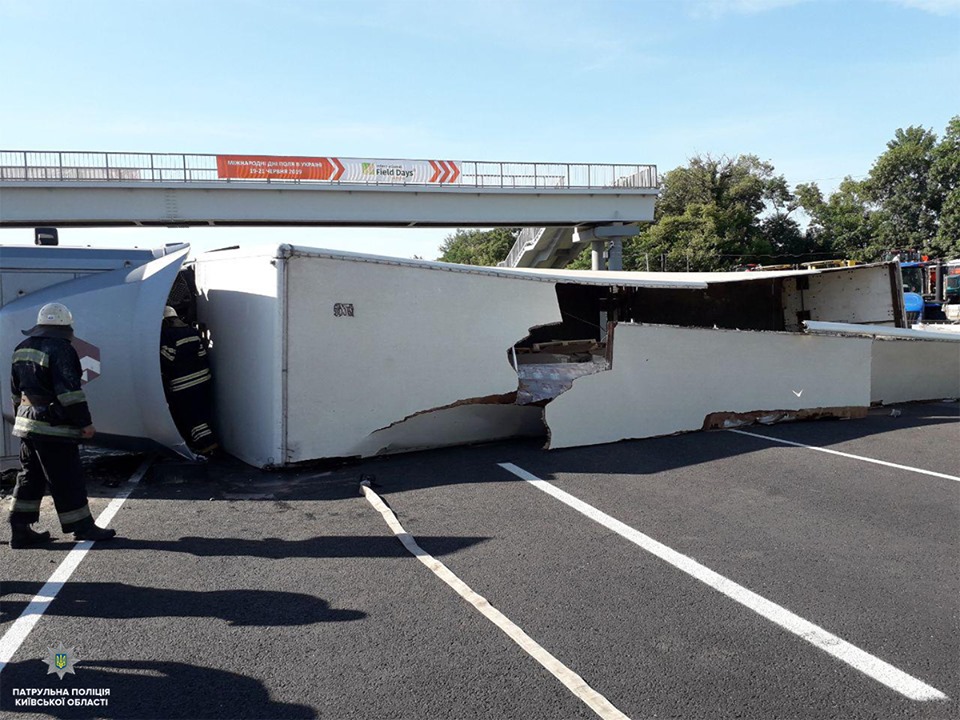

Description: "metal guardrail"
0 151 658 191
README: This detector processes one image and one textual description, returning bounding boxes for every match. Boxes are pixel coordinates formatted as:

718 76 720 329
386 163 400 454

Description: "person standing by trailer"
160 306 219 456
7 303 116 548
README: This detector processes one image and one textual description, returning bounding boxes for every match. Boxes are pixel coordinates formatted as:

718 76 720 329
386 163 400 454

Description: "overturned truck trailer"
193 244 959 469
0 244 194 469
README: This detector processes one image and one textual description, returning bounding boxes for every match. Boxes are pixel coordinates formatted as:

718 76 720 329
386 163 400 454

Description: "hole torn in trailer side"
510 283 615 405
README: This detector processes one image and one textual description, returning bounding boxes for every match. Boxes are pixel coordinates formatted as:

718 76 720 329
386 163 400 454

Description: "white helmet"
163 306 179 319
37 302 73 326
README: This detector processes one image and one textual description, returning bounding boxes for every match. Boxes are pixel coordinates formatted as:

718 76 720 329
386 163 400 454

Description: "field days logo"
375 164 414 178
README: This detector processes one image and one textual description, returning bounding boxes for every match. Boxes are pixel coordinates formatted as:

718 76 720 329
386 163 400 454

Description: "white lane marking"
0 455 154 674
360 481 630 720
728 429 960 482
498 463 948 702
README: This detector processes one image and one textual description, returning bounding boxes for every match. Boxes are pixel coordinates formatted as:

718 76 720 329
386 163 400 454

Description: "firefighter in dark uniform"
160 306 219 456
8 303 116 548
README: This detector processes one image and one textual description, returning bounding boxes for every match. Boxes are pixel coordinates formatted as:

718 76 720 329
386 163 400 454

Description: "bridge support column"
608 238 623 271
578 222 638 272
591 241 606 271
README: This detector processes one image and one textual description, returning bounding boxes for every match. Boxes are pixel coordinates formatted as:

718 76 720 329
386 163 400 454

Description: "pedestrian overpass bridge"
0 150 658 268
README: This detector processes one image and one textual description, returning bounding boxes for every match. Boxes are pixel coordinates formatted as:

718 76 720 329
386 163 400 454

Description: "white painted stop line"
498 462 948 702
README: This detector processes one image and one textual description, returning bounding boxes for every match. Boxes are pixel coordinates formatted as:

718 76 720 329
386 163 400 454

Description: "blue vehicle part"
903 291 924 323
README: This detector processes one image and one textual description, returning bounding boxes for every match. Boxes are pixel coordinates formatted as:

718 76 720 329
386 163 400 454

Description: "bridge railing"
0 151 657 191
501 227 547 269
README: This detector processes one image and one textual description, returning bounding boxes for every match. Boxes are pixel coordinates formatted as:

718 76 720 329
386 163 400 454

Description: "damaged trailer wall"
545 323 873 449
519 283 607 345
195 246 565 467
611 263 901 333
194 250 903 467
283 251 561 463
781 264 903 330
871 339 960 405
802 321 960 405
624 280 784 331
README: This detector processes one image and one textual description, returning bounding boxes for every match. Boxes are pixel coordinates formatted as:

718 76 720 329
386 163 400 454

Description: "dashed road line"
360 480 630 720
728 429 960 482
0 455 154 674
498 462 948 702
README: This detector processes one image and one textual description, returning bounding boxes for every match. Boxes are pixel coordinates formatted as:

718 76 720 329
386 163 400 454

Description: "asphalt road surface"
2 401 958 720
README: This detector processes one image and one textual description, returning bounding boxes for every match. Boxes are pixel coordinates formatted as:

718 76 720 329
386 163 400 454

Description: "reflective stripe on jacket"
10 334 92 442
160 319 212 394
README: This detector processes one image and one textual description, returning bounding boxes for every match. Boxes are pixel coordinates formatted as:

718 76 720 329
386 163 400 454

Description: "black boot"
72 517 116 542
10 524 52 549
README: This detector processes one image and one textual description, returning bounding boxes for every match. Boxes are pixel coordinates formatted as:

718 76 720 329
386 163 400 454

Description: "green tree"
759 173 810 261
567 245 593 270
935 191 960 258
931 116 960 258
800 116 960 262
797 178 882 262
623 154 808 271
866 125 941 253
437 228 518 265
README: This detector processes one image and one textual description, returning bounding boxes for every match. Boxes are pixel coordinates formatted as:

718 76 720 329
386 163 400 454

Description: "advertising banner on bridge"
216 155 460 184
216 155 342 181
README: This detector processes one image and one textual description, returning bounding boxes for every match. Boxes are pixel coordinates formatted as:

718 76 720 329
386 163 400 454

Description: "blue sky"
1 0 957 259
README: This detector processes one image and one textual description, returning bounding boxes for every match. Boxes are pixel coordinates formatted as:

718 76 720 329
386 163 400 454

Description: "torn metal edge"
702 406 868 431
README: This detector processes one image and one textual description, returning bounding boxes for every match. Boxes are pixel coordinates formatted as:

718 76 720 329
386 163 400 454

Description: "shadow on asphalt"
0 581 365 627
88 534 488 558
1 535 488 557
66 401 956 503
1 659 315 718
349 401 959 491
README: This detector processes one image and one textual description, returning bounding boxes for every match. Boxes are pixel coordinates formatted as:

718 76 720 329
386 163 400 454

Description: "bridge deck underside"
0 183 657 229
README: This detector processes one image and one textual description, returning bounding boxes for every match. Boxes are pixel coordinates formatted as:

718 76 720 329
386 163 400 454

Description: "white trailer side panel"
545 324 872 449
802 321 960 405
349 404 546 457
282 253 560 462
193 248 908 467
1 248 190 464
781 264 900 330
195 252 284 468
870 339 960 405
